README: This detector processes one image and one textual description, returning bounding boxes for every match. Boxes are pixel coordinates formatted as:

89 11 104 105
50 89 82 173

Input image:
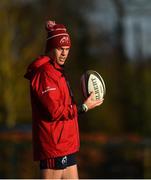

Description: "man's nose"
61 50 66 56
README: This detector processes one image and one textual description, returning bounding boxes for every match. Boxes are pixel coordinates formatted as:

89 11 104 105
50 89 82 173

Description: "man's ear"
47 49 55 58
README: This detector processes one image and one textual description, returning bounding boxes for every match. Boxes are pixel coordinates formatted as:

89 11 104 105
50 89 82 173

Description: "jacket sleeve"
32 70 75 121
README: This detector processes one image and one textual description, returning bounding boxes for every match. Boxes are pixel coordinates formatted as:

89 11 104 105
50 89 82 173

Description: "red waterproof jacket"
24 56 80 161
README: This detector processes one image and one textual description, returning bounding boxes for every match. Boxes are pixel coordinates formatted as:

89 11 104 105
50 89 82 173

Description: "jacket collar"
50 57 65 75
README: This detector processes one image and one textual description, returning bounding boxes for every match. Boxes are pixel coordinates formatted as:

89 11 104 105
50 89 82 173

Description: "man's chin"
59 60 65 65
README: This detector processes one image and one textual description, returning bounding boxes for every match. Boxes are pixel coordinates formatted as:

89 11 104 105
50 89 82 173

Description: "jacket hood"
24 55 50 80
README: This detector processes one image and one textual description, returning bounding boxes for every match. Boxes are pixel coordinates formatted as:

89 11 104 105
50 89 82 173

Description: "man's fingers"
94 98 104 106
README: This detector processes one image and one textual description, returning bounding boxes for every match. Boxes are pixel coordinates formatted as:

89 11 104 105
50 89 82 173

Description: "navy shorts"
40 153 77 170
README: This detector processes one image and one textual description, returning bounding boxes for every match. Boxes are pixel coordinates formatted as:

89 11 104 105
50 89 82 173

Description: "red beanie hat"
45 20 71 52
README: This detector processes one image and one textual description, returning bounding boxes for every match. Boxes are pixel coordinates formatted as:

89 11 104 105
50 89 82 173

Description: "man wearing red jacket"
24 20 103 179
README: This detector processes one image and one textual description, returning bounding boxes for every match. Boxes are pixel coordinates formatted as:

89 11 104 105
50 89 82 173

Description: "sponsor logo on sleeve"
42 86 56 94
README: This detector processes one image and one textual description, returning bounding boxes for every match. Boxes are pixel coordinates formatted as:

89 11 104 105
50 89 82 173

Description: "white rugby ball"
81 70 106 100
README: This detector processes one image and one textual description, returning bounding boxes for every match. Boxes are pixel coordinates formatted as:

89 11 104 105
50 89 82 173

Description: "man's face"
52 46 70 66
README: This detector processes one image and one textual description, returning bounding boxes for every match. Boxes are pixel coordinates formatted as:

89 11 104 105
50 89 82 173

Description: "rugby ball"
81 70 106 100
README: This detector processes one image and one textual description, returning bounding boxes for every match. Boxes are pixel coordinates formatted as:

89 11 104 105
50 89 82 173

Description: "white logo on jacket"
42 86 56 94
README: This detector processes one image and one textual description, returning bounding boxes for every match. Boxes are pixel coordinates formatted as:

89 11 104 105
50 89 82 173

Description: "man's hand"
84 92 104 111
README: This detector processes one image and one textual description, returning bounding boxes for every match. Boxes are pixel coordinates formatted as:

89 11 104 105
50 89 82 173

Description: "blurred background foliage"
1 0 151 136
0 0 151 178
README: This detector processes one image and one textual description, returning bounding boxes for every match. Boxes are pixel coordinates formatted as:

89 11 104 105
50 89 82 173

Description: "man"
24 20 103 179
